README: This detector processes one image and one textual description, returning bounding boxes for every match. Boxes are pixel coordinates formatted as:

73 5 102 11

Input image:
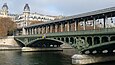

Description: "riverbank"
0 36 21 46
0 36 22 50
0 45 22 50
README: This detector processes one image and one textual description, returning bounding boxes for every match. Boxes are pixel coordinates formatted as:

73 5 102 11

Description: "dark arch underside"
27 39 63 47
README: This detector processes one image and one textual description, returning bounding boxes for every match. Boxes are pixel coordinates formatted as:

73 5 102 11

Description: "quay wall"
0 36 21 50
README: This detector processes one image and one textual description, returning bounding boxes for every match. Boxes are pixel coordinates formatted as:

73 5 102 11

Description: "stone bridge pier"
72 54 115 64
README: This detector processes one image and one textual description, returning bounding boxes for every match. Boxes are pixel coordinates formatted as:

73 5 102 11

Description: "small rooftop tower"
23 4 30 16
1 3 8 15
23 4 30 26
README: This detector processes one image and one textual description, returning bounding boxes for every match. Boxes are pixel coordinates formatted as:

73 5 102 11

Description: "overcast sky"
0 0 115 16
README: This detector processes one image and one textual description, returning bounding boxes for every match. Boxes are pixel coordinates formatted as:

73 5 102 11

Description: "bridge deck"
15 28 115 38
26 6 115 28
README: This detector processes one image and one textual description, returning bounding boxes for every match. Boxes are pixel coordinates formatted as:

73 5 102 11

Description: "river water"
0 49 115 65
0 49 74 65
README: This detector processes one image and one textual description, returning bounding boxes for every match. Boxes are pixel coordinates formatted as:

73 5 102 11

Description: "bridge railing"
45 28 115 37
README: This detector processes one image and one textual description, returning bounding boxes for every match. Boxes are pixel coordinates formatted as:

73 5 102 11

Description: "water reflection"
0 50 115 65
0 51 71 65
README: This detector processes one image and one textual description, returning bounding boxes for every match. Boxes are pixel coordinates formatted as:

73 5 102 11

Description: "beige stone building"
0 3 63 28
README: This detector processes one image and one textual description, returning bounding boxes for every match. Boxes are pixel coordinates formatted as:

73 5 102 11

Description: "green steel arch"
26 38 64 47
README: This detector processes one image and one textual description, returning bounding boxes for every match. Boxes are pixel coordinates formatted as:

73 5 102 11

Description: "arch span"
27 38 64 47
14 38 25 47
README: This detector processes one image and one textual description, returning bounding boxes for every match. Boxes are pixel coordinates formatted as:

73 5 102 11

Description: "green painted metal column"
68 37 71 44
108 36 111 42
100 36 102 44
85 37 87 44
24 38 29 46
64 37 66 42
59 37 62 41
92 37 94 46
74 37 77 44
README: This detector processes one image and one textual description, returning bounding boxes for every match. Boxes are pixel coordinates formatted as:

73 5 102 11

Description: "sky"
0 0 115 16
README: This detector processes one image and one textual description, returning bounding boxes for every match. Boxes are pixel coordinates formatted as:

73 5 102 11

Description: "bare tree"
0 17 17 36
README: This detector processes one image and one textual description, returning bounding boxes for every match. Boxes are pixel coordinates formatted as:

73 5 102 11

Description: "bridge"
14 7 115 54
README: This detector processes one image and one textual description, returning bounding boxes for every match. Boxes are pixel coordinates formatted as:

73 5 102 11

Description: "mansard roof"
23 4 30 12
2 3 8 11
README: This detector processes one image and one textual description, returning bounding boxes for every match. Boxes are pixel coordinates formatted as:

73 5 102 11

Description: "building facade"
0 3 63 28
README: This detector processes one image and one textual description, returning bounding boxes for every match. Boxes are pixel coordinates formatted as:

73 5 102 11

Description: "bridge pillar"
64 37 66 42
43 27 46 34
44 26 46 33
55 24 58 32
28 28 30 35
83 20 86 30
22 27 26 35
100 37 102 44
29 28 31 35
46 26 48 33
36 27 38 34
103 16 107 28
34 28 37 34
74 21 77 31
47 26 49 33
50 25 53 33
61 23 63 32
34 28 36 34
67 22 70 31
48 26 50 33
30 28 32 35
64 23 67 32
42 27 44 34
85 37 87 43
60 37 62 41
72 54 115 65
38 27 41 34
74 37 77 44
93 18 96 29
92 37 94 45
32 28 34 35
68 37 71 44
26 29 29 35
36 28 38 34
108 36 111 42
